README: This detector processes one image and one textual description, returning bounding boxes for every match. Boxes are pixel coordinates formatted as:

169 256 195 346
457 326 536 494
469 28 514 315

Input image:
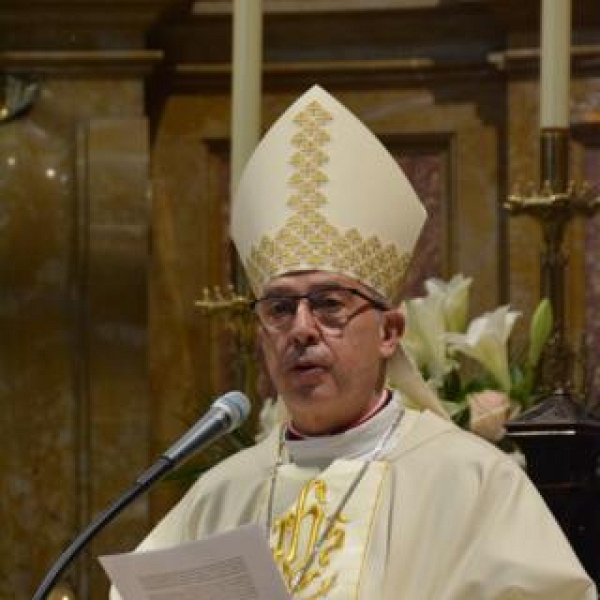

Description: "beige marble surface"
0 78 150 599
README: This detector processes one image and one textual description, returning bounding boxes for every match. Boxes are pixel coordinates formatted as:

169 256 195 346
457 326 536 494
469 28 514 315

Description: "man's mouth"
288 360 329 377
289 357 327 370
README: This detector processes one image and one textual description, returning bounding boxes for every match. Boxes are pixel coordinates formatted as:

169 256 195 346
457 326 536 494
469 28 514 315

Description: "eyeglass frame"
250 285 390 335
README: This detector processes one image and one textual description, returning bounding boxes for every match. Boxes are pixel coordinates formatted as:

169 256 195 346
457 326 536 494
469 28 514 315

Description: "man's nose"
289 299 320 342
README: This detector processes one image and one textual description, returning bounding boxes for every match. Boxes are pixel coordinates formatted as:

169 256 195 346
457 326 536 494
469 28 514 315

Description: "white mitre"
231 85 448 419
231 84 425 304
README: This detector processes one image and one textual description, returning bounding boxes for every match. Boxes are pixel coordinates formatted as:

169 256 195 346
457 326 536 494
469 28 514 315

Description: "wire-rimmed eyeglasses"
251 286 388 334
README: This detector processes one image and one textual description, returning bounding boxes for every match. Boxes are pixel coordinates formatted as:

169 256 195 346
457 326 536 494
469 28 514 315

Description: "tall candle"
231 0 263 192
540 0 571 128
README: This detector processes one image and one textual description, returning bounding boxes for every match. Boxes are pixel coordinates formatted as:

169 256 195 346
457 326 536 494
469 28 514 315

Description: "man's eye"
313 293 346 312
266 299 296 317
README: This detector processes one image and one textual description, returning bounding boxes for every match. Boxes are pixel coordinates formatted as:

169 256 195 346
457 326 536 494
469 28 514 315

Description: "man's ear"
379 308 404 358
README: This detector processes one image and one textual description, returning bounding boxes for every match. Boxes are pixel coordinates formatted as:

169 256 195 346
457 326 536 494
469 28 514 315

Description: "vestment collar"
284 395 403 469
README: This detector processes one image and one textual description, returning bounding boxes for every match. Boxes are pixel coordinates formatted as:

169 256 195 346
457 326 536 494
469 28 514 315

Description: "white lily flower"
446 305 520 392
402 294 454 385
425 273 472 332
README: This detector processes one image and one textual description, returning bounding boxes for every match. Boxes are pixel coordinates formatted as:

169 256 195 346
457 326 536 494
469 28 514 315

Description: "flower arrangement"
402 274 553 442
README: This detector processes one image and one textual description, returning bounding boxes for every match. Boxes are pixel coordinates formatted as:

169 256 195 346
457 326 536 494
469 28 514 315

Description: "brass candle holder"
505 128 600 395
195 285 257 398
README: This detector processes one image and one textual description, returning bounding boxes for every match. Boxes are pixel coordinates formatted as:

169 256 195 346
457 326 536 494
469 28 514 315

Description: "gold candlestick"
195 285 256 398
195 284 252 316
505 129 600 394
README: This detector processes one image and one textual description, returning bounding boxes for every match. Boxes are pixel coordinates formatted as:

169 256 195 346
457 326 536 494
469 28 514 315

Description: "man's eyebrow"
261 287 293 297
262 282 349 296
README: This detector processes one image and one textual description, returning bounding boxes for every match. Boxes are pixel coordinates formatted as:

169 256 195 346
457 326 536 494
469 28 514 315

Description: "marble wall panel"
396 148 448 298
0 106 77 595
572 79 600 410
83 116 150 597
579 140 600 410
583 145 600 409
0 78 149 600
148 93 233 519
558 79 600 385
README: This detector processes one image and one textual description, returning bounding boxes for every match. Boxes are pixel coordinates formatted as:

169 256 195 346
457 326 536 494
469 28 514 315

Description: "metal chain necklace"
264 405 403 595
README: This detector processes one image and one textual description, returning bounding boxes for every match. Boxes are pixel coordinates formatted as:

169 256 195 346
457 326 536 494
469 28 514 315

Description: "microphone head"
213 391 251 430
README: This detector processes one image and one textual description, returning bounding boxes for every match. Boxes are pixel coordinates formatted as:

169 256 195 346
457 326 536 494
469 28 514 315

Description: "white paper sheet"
99 523 292 600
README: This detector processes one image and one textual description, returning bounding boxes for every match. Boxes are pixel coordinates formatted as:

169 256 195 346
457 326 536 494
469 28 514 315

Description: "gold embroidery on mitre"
245 99 412 299
272 479 347 599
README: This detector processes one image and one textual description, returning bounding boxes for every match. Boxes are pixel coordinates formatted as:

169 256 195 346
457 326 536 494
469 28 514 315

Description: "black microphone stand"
31 458 172 600
32 392 249 600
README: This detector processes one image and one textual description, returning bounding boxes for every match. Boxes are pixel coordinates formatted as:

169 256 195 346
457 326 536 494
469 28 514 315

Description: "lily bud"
425 274 472 333
527 298 553 368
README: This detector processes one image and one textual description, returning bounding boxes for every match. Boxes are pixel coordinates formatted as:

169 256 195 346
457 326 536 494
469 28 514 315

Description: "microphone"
138 391 251 485
31 391 251 600
163 391 250 463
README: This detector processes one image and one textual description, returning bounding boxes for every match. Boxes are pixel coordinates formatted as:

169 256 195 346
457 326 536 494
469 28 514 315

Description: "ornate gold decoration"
245 99 412 299
195 284 252 316
194 285 256 397
505 128 600 394
272 479 347 598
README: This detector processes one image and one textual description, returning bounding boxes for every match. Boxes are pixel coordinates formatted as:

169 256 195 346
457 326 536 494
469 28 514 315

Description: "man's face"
256 271 402 435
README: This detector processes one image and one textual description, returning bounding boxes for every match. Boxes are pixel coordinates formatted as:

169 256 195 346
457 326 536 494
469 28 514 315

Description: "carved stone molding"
0 0 180 51
172 58 498 93
0 0 178 23
193 0 464 15
490 0 599 33
0 50 164 78
488 45 600 79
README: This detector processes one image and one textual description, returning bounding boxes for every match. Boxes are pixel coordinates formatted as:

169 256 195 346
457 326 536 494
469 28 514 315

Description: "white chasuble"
110 404 597 600
266 460 388 600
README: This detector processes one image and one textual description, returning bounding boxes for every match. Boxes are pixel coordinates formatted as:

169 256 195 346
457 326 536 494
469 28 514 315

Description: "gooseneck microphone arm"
31 391 251 600
31 457 171 600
